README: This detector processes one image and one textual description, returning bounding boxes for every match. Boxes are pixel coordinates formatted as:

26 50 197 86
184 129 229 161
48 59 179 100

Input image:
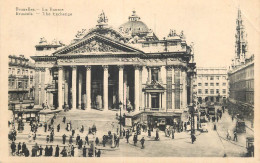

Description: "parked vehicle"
236 121 246 133
200 123 208 132
246 137 254 157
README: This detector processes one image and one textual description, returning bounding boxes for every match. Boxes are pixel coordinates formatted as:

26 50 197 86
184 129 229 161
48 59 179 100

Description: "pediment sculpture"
70 40 123 53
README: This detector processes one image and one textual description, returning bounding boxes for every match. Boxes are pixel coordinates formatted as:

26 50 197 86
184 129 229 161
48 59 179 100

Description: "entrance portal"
151 93 159 109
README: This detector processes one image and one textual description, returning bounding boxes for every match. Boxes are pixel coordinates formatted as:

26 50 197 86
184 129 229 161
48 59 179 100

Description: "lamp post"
189 104 195 135
119 101 122 137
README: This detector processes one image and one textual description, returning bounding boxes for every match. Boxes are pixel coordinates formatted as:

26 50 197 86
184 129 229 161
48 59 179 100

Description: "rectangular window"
222 83 226 86
222 76 226 80
216 76 219 80
210 89 214 94
216 83 219 86
205 89 208 94
205 83 208 86
18 82 22 88
222 89 226 94
151 68 159 82
210 76 214 80
198 89 202 94
17 69 20 75
198 83 202 86
210 83 214 86
216 89 219 94
9 68 11 74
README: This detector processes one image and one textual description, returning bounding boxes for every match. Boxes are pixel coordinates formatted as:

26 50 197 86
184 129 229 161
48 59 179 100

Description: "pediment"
70 39 124 53
53 34 143 55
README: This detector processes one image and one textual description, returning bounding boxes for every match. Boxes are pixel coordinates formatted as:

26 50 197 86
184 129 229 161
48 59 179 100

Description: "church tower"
234 9 248 66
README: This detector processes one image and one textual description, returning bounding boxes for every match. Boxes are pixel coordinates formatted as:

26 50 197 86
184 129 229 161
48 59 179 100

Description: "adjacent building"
228 9 254 120
30 11 196 125
8 55 35 107
196 67 228 104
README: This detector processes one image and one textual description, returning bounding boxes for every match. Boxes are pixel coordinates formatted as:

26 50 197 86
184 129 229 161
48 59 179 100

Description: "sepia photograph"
0 0 259 161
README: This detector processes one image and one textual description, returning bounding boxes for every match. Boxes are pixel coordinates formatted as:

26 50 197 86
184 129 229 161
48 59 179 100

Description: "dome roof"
119 10 150 37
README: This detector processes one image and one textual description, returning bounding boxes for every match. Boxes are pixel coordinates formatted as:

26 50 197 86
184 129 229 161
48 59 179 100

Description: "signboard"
181 111 189 122
125 117 132 127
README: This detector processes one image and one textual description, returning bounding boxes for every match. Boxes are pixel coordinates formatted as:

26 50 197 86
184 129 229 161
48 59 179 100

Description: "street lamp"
188 104 195 135
119 101 123 137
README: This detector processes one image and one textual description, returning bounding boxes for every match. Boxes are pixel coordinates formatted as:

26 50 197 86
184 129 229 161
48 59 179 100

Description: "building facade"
8 55 35 103
31 11 196 117
228 9 254 120
196 67 228 104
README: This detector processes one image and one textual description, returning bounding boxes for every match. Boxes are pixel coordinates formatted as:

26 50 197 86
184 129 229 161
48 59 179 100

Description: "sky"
1 0 260 68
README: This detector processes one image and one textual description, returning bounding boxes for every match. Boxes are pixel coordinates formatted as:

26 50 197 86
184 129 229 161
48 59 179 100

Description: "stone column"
40 68 46 105
159 93 162 109
72 66 77 110
147 67 151 83
64 69 69 106
182 69 187 108
78 69 82 109
103 65 109 111
34 68 40 105
85 66 91 110
139 66 143 109
118 65 124 105
134 66 140 111
190 73 194 105
166 66 172 110
172 67 175 110
58 66 63 110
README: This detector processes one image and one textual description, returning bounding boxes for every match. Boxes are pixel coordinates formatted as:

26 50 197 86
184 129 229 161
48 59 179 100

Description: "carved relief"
71 40 123 53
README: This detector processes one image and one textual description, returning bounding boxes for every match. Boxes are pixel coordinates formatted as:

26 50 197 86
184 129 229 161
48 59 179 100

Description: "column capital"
85 65 91 71
39 67 46 72
71 65 77 70
166 65 172 70
58 66 63 71
102 65 109 71
117 65 124 70
134 65 142 70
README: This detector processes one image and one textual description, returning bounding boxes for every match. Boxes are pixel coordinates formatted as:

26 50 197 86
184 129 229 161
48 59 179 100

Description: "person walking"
69 135 73 144
233 131 238 142
96 149 101 157
55 145 59 157
63 116 66 123
49 145 53 156
57 124 60 132
76 134 80 145
78 139 83 149
116 136 120 147
140 137 145 149
191 134 196 144
172 128 175 139
39 145 43 156
126 132 129 143
83 146 87 157
133 134 138 146
46 135 50 143
11 141 16 156
50 133 54 143
102 136 106 147
43 123 47 132
61 147 67 157
72 129 75 137
17 142 21 155
85 135 89 145
71 145 75 157
62 134 67 144
95 137 99 146
45 146 49 156
22 142 26 154
155 129 159 141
